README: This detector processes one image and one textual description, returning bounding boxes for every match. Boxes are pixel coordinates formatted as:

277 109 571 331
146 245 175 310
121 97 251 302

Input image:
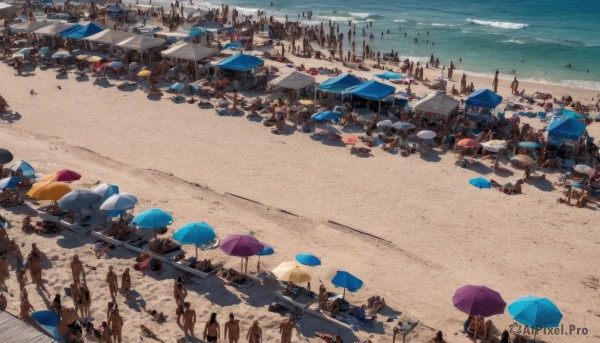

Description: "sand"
1 51 599 343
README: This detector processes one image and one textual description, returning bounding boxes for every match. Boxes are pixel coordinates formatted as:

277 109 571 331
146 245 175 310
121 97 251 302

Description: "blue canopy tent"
547 117 586 142
59 24 81 36
465 89 503 125
217 53 264 88
61 22 104 39
347 80 396 113
318 74 363 94
558 109 585 121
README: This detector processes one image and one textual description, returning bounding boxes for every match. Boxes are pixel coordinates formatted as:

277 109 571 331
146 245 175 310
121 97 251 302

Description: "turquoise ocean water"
127 0 600 90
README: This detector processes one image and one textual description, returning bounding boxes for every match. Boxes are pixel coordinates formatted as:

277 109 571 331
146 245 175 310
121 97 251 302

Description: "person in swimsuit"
203 312 220 342
224 313 240 343
121 268 131 302
279 315 298 343
106 266 119 303
246 319 262 343
108 308 123 343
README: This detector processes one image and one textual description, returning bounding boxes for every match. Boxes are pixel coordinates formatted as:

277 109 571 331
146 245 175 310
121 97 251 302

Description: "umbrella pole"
257 256 261 273
343 287 346 300
240 257 244 277
195 245 198 261
473 317 478 342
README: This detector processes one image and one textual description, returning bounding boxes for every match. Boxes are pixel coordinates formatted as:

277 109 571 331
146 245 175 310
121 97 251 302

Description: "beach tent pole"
379 99 381 114
343 287 346 300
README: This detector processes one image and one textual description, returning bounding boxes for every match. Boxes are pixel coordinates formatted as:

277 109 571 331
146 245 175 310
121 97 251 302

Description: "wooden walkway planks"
0 311 58 343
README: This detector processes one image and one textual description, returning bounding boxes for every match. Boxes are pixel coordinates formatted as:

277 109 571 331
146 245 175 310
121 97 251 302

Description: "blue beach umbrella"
58 189 102 211
331 270 363 299
92 183 119 200
173 221 217 259
51 51 71 59
256 241 274 273
169 82 187 99
469 177 491 189
509 296 562 340
100 192 137 212
0 176 22 190
31 311 63 341
132 208 173 241
392 122 415 131
295 253 321 266
518 141 541 149
312 111 341 121
108 61 124 68
16 47 33 56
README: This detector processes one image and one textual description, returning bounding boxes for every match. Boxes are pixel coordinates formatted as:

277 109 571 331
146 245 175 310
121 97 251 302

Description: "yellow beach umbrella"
513 154 534 165
27 181 72 201
137 70 151 77
299 99 314 105
271 261 312 283
13 53 25 59
87 56 102 63
76 54 89 60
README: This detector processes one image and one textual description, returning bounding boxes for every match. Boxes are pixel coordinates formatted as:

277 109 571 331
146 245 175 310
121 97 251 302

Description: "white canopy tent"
412 92 460 120
161 42 217 61
268 71 315 90
34 22 75 36
85 29 135 45
9 21 51 33
116 35 166 52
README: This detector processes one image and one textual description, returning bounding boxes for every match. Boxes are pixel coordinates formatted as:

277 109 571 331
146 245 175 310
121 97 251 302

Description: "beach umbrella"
299 99 314 105
509 296 562 340
392 122 415 130
169 82 187 99
453 285 506 341
375 71 404 80
511 154 534 166
87 56 102 63
256 241 274 273
416 130 436 140
376 120 393 128
100 192 137 211
12 53 25 59
137 70 152 77
469 178 491 189
312 111 341 121
272 261 312 284
220 234 263 276
131 208 173 240
41 169 81 183
295 253 321 266
173 222 217 260
0 176 21 190
58 189 102 211
31 310 62 341
16 47 33 56
37 47 50 56
0 148 14 164
51 51 72 59
457 138 481 148
92 183 119 200
76 54 89 60
331 270 363 299
452 285 506 317
573 164 595 174
518 141 541 149
108 61 124 68
27 181 72 201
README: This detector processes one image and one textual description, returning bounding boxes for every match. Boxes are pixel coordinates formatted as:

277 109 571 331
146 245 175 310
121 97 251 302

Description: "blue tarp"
61 22 104 39
375 70 405 80
59 24 81 36
348 80 395 101
559 109 585 120
317 73 363 93
548 117 586 141
466 89 503 108
217 53 264 72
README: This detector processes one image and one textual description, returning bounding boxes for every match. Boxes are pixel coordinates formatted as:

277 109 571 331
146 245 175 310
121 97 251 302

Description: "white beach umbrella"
100 192 137 211
376 120 393 128
416 130 436 139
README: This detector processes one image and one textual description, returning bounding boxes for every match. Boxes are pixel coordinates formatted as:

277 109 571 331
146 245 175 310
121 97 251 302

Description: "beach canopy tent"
161 42 218 61
217 53 264 72
317 73 363 94
466 89 503 108
557 109 585 121
0 2 15 19
33 21 74 36
190 22 233 35
61 22 104 39
10 20 51 33
347 80 395 100
547 117 586 141
268 71 315 90
116 35 166 52
85 28 135 45
412 92 460 120
10 160 36 178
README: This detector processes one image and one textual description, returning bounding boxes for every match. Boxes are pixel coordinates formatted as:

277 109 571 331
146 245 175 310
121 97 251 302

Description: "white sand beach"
1 47 600 343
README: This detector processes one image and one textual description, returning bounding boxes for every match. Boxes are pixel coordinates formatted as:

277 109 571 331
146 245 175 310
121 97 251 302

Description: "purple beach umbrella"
220 234 263 276
453 285 506 316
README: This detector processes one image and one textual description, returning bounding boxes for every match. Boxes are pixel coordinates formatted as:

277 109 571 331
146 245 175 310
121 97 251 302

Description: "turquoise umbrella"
173 222 217 259
332 270 363 299
508 296 562 341
131 208 173 240
469 177 491 189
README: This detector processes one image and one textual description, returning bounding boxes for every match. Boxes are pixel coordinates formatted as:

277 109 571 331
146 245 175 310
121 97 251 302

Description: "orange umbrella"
27 181 72 201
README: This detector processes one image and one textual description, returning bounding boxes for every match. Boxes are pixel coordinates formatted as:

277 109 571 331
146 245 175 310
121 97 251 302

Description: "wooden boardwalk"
0 311 58 343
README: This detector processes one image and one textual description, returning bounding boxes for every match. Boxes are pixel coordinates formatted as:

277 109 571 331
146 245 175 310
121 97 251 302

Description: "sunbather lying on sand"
196 259 215 272
350 147 371 155
218 268 242 283
143 307 167 323
490 179 523 195
140 325 157 338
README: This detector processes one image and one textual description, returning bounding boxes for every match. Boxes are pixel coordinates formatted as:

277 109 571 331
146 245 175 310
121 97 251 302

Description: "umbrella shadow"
147 94 163 101
198 102 214 109
55 72 68 80
420 150 441 162
93 77 115 88
126 289 147 312
169 96 187 104
183 275 242 307
296 315 359 342
0 111 23 124
246 114 263 123
341 124 365 133
525 177 554 192
75 74 89 82
117 83 137 92
468 161 494 175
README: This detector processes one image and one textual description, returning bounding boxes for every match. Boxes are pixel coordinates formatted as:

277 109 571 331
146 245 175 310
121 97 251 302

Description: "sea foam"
467 19 528 29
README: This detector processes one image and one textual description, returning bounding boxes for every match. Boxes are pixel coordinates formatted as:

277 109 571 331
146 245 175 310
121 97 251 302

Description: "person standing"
108 308 123 343
279 315 298 343
182 302 196 337
224 313 240 343
246 319 262 343
203 312 220 342
70 254 84 285
121 268 131 302
106 266 118 303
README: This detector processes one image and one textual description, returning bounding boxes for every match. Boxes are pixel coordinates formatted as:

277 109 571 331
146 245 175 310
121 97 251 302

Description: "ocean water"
126 0 600 90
